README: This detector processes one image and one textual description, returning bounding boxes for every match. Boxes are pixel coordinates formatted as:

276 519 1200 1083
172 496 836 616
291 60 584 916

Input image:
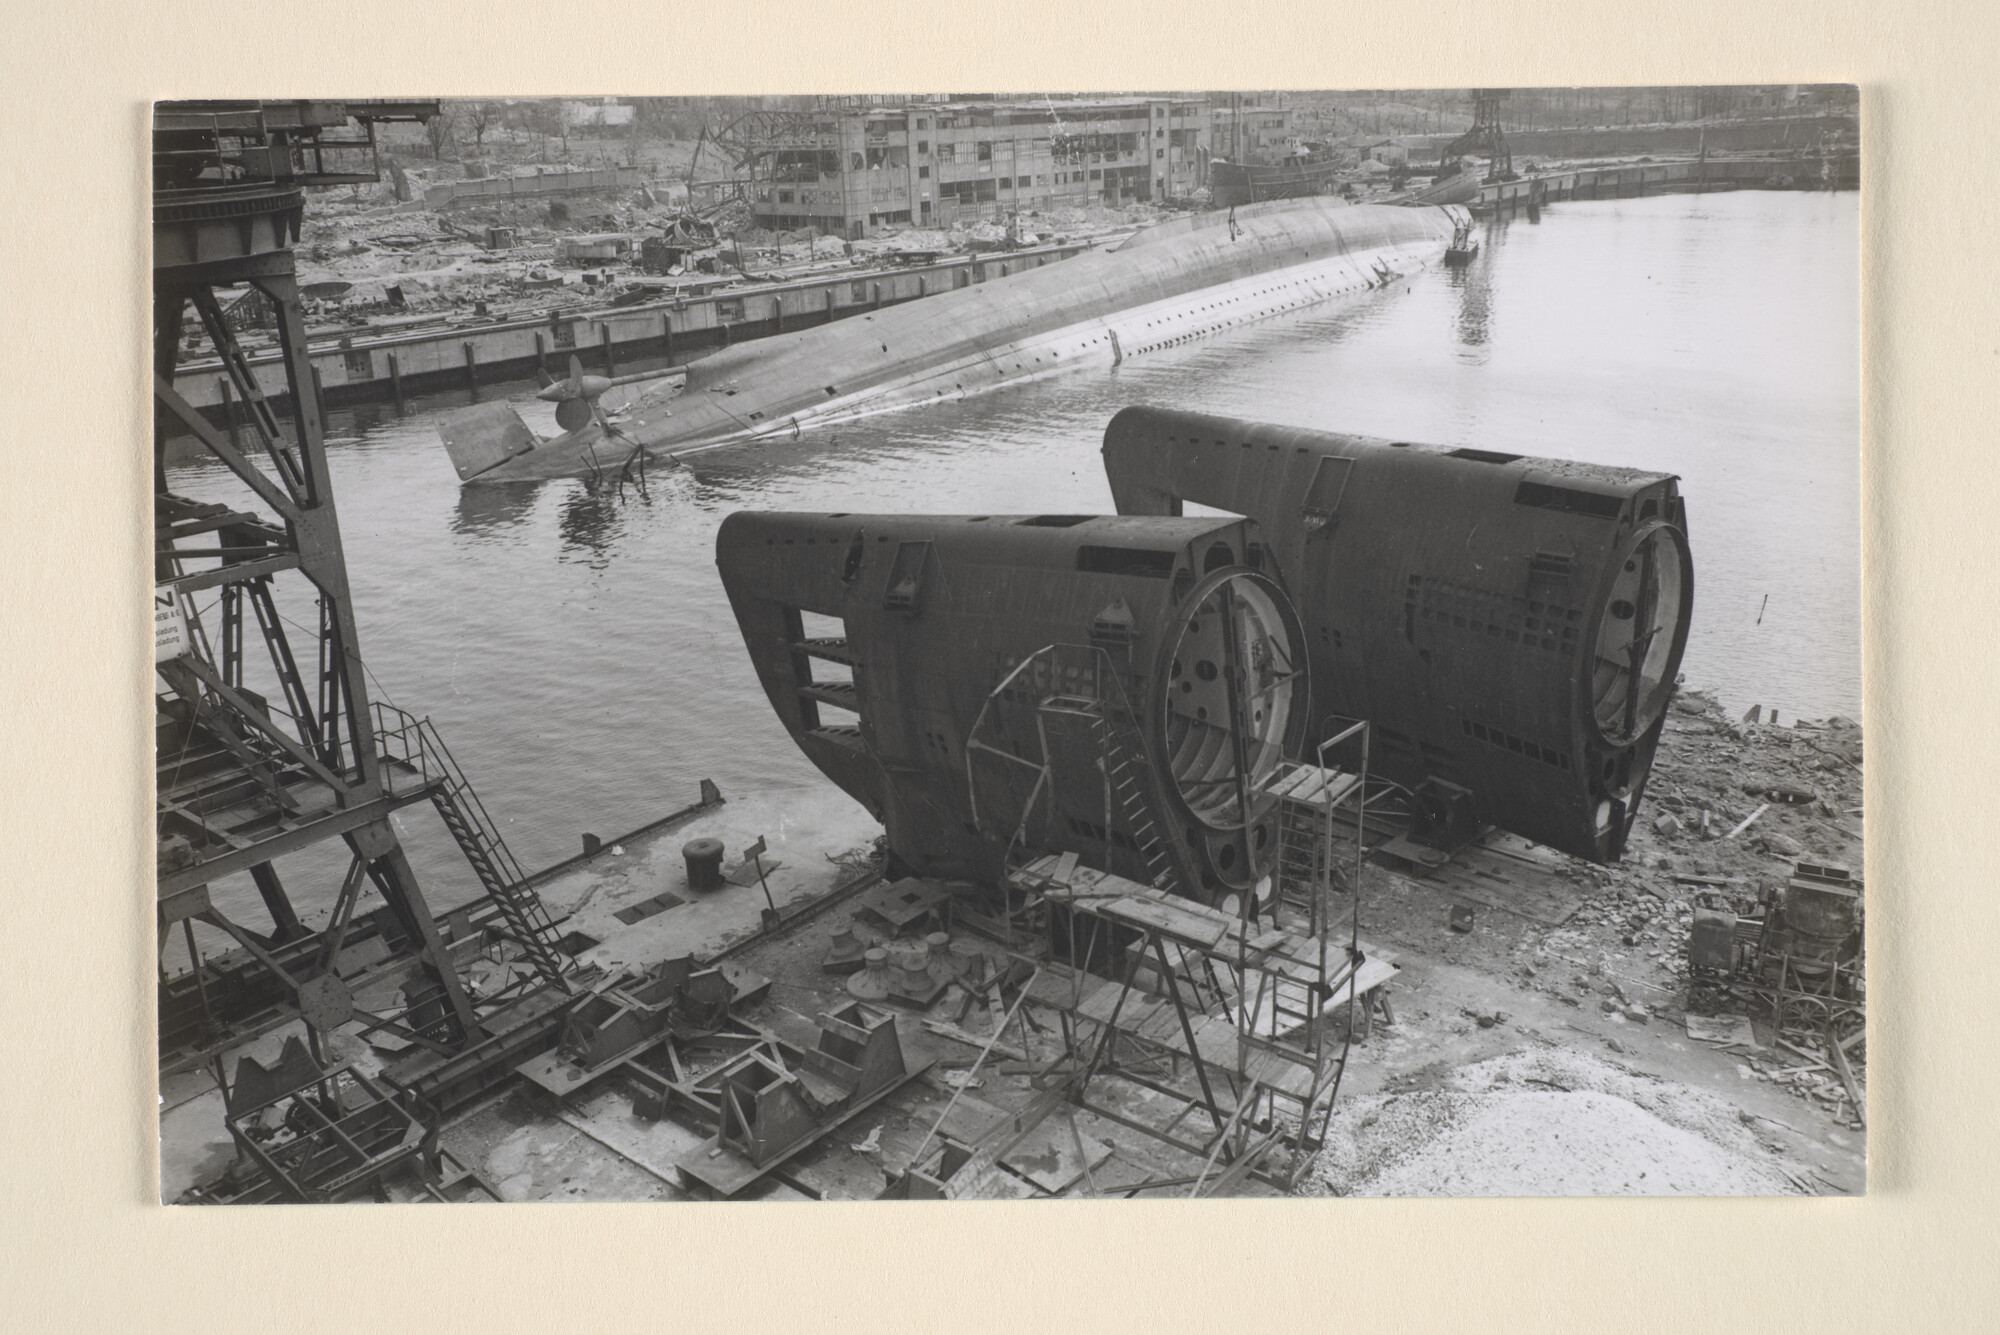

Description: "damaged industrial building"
155 92 1864 1202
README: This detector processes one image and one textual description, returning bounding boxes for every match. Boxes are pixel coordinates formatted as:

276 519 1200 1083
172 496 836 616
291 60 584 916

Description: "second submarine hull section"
465 201 1466 482
1102 407 1693 864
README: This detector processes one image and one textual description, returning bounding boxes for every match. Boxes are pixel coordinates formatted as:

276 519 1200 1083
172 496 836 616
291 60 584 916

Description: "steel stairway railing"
372 703 570 991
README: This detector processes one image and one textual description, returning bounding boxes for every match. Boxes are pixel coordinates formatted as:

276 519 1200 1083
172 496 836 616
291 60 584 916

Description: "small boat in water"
439 199 1470 485
1443 216 1481 267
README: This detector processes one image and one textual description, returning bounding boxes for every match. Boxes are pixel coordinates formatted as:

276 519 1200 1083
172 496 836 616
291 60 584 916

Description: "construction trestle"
1020 842 1397 1193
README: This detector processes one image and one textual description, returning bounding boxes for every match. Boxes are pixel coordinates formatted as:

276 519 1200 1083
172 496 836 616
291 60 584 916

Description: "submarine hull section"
1102 407 1693 864
716 512 1311 904
462 201 1466 483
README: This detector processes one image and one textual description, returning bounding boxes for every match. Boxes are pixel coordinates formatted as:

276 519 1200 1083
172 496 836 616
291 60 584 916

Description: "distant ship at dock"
1207 150 1345 207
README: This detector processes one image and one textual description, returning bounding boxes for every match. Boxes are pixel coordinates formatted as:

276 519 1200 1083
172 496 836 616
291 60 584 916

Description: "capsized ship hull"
450 200 1468 484
1398 171 1484 206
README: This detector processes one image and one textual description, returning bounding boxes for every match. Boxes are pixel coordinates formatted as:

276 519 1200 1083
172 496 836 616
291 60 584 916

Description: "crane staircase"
373 704 570 992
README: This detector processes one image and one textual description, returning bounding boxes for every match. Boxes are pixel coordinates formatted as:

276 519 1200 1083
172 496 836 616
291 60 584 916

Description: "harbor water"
164 189 1859 919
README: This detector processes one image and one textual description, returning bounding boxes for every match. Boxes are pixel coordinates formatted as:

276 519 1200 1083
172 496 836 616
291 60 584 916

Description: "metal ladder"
1274 794 1324 930
1041 692 1183 894
373 705 570 992
1265 797 1325 1039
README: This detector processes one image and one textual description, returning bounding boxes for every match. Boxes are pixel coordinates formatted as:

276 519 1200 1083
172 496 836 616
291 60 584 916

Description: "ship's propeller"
540 354 606 432
536 352 686 437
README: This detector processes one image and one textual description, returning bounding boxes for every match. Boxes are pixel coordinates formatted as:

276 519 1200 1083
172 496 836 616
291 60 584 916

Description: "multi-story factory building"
750 97 1212 238
1209 101 1296 164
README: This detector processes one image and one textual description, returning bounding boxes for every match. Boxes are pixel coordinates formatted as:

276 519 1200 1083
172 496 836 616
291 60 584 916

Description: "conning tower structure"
1103 407 1691 863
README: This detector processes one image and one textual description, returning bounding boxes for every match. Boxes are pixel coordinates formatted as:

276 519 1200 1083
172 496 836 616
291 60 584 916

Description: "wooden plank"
922 1020 1028 1063
1213 933 1396 978
1242 1052 1317 1098
1097 1005 1312 1100
1272 768 1363 809
1186 1014 1241 1067
1021 965 1104 1010
1132 1003 1194 1046
1077 988 1168 1031
1198 1129 1285 1197
940 1076 1076 1199
1102 897 1231 948
1827 1028 1867 1128
999 1119 1113 1195
779 1143 888 1201
934 1091 1011 1147
1328 958 1400 999
1264 766 1319 801
1060 868 1124 899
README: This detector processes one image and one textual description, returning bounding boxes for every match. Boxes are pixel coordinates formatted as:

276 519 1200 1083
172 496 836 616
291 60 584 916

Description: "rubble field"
259 128 1166 344
164 681 1865 1202
1287 684 1865 1195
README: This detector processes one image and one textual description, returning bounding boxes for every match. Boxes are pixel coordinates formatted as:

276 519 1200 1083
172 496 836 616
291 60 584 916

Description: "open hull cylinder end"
1102 405 1692 863
716 512 1312 905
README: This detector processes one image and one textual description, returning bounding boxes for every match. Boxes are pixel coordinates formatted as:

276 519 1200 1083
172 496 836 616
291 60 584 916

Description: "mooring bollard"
772 296 783 333
683 838 725 893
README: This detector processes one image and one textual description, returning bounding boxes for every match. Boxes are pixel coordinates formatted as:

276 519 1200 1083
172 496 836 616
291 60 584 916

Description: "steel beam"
156 794 401 897
160 553 301 596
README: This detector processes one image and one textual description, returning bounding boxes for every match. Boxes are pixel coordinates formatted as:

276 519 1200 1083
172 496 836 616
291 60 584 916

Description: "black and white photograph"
151 86 1862 1203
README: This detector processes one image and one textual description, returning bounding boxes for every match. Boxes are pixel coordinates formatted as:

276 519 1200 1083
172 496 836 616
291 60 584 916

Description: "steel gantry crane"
153 104 573 1199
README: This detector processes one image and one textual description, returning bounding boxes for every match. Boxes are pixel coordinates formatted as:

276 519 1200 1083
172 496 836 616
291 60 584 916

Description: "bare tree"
529 100 571 159
466 100 498 152
424 106 458 160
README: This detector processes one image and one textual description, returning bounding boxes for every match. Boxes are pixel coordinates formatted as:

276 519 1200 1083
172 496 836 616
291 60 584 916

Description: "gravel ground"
1301 1047 1804 1196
